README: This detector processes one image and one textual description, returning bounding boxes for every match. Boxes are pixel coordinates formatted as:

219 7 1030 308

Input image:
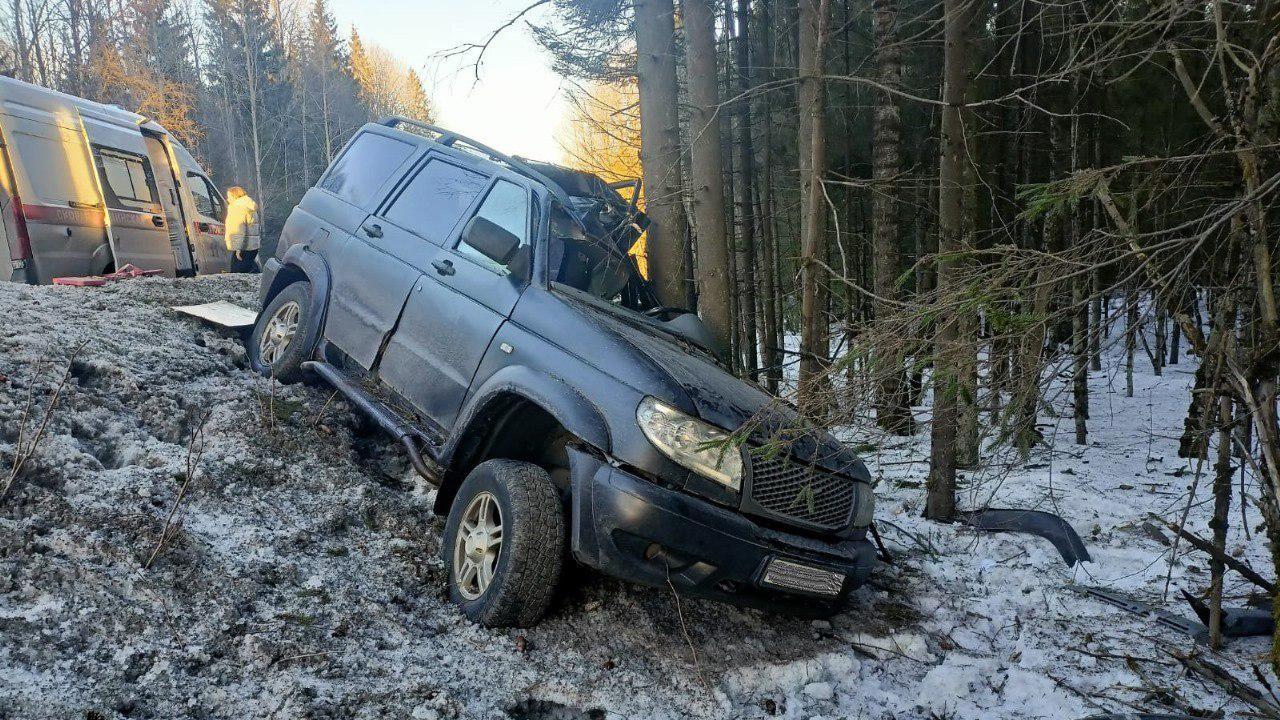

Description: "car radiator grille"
748 455 856 529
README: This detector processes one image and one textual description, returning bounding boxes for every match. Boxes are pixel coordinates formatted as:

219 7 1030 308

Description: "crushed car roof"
379 116 647 250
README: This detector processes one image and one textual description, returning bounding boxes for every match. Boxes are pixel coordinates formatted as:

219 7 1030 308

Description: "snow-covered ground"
0 275 1273 719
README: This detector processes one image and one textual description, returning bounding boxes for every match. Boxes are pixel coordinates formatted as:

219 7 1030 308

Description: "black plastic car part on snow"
250 117 880 626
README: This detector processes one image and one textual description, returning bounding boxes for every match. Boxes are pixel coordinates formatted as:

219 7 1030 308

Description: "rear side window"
383 159 488 244
321 132 414 208
94 147 158 211
11 131 100 206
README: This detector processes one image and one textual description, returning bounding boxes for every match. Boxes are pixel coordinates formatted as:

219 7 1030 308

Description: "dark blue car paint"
568 446 875 612
260 122 878 609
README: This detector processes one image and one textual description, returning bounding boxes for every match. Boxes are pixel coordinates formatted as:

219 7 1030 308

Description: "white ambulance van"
0 75 230 283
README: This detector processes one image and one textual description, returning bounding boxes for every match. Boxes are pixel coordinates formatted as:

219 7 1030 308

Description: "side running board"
302 360 439 485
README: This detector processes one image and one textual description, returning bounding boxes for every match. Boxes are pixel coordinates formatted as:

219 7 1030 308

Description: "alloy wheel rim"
258 300 300 366
453 491 503 600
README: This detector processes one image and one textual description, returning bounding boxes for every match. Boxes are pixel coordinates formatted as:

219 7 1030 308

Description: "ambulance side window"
187 173 224 219
93 147 158 212
11 130 101 207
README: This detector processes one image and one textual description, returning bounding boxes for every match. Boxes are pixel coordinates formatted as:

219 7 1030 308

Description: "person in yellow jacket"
224 186 262 273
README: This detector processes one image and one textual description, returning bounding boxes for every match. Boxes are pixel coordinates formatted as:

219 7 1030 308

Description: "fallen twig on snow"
145 410 213 569
312 389 340 431
1174 651 1280 719
1150 514 1276 593
1126 656 1201 716
2 343 85 499
877 519 940 558
663 564 712 696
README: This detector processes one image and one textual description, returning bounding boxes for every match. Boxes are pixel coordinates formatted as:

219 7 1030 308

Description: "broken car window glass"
548 202 644 309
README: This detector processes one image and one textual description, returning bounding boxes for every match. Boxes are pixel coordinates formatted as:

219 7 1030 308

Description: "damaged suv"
249 118 877 626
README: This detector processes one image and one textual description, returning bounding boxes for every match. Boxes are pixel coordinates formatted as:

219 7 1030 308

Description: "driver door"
378 174 532 429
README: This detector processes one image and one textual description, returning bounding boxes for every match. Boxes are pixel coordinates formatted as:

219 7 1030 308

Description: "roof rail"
380 116 572 207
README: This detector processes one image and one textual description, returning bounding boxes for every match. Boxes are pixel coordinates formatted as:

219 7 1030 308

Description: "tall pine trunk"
682 0 734 354
757 1 781 393
1069 22 1088 446
731 0 759 380
926 0 978 521
871 0 913 435
634 0 693 309
797 0 831 414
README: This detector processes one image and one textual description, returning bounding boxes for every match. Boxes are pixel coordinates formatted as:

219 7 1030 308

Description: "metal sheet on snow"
171 300 258 327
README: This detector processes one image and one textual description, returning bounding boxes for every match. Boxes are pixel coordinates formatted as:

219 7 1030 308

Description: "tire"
442 459 565 627
249 280 314 384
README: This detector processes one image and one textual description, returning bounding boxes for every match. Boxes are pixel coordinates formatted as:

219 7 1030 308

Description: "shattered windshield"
547 202 653 312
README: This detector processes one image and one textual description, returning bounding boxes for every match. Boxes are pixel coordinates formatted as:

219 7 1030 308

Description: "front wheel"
248 280 314 383
442 460 565 627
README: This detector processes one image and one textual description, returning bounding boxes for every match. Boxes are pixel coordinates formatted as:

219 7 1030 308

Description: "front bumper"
568 449 877 614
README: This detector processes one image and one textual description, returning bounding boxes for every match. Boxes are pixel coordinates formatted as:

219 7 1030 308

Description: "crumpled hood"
563 295 871 482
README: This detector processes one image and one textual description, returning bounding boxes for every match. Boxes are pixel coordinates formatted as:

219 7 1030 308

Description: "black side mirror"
462 216 521 265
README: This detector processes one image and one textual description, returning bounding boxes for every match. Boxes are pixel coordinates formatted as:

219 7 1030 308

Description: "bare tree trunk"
1069 35 1088 446
681 0 734 354
242 23 266 212
1073 274 1089 445
1209 393 1234 648
871 0 912 435
926 0 978 521
731 0 759 380
66 0 84 95
797 0 831 414
269 0 287 54
758 1 781 393
723 82 741 371
217 34 243 181
300 64 310 187
911 101 941 409
634 0 692 309
1090 272 1104 371
1014 265 1052 452
27 2 47 87
1126 284 1136 398
1154 300 1167 375
11 0 29 81
955 179 980 468
321 64 334 162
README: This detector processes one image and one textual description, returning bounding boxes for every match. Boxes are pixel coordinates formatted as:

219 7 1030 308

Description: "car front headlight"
636 396 743 491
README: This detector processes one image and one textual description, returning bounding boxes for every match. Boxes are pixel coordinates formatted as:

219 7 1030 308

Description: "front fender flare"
280 242 330 330
255 247 331 373
433 365 612 514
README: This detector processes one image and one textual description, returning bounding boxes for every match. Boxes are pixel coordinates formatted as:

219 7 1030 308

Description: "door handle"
363 223 383 239
432 259 455 276
151 215 165 228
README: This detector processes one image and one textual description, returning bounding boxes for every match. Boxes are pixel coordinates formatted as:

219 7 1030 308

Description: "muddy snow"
0 275 1274 719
